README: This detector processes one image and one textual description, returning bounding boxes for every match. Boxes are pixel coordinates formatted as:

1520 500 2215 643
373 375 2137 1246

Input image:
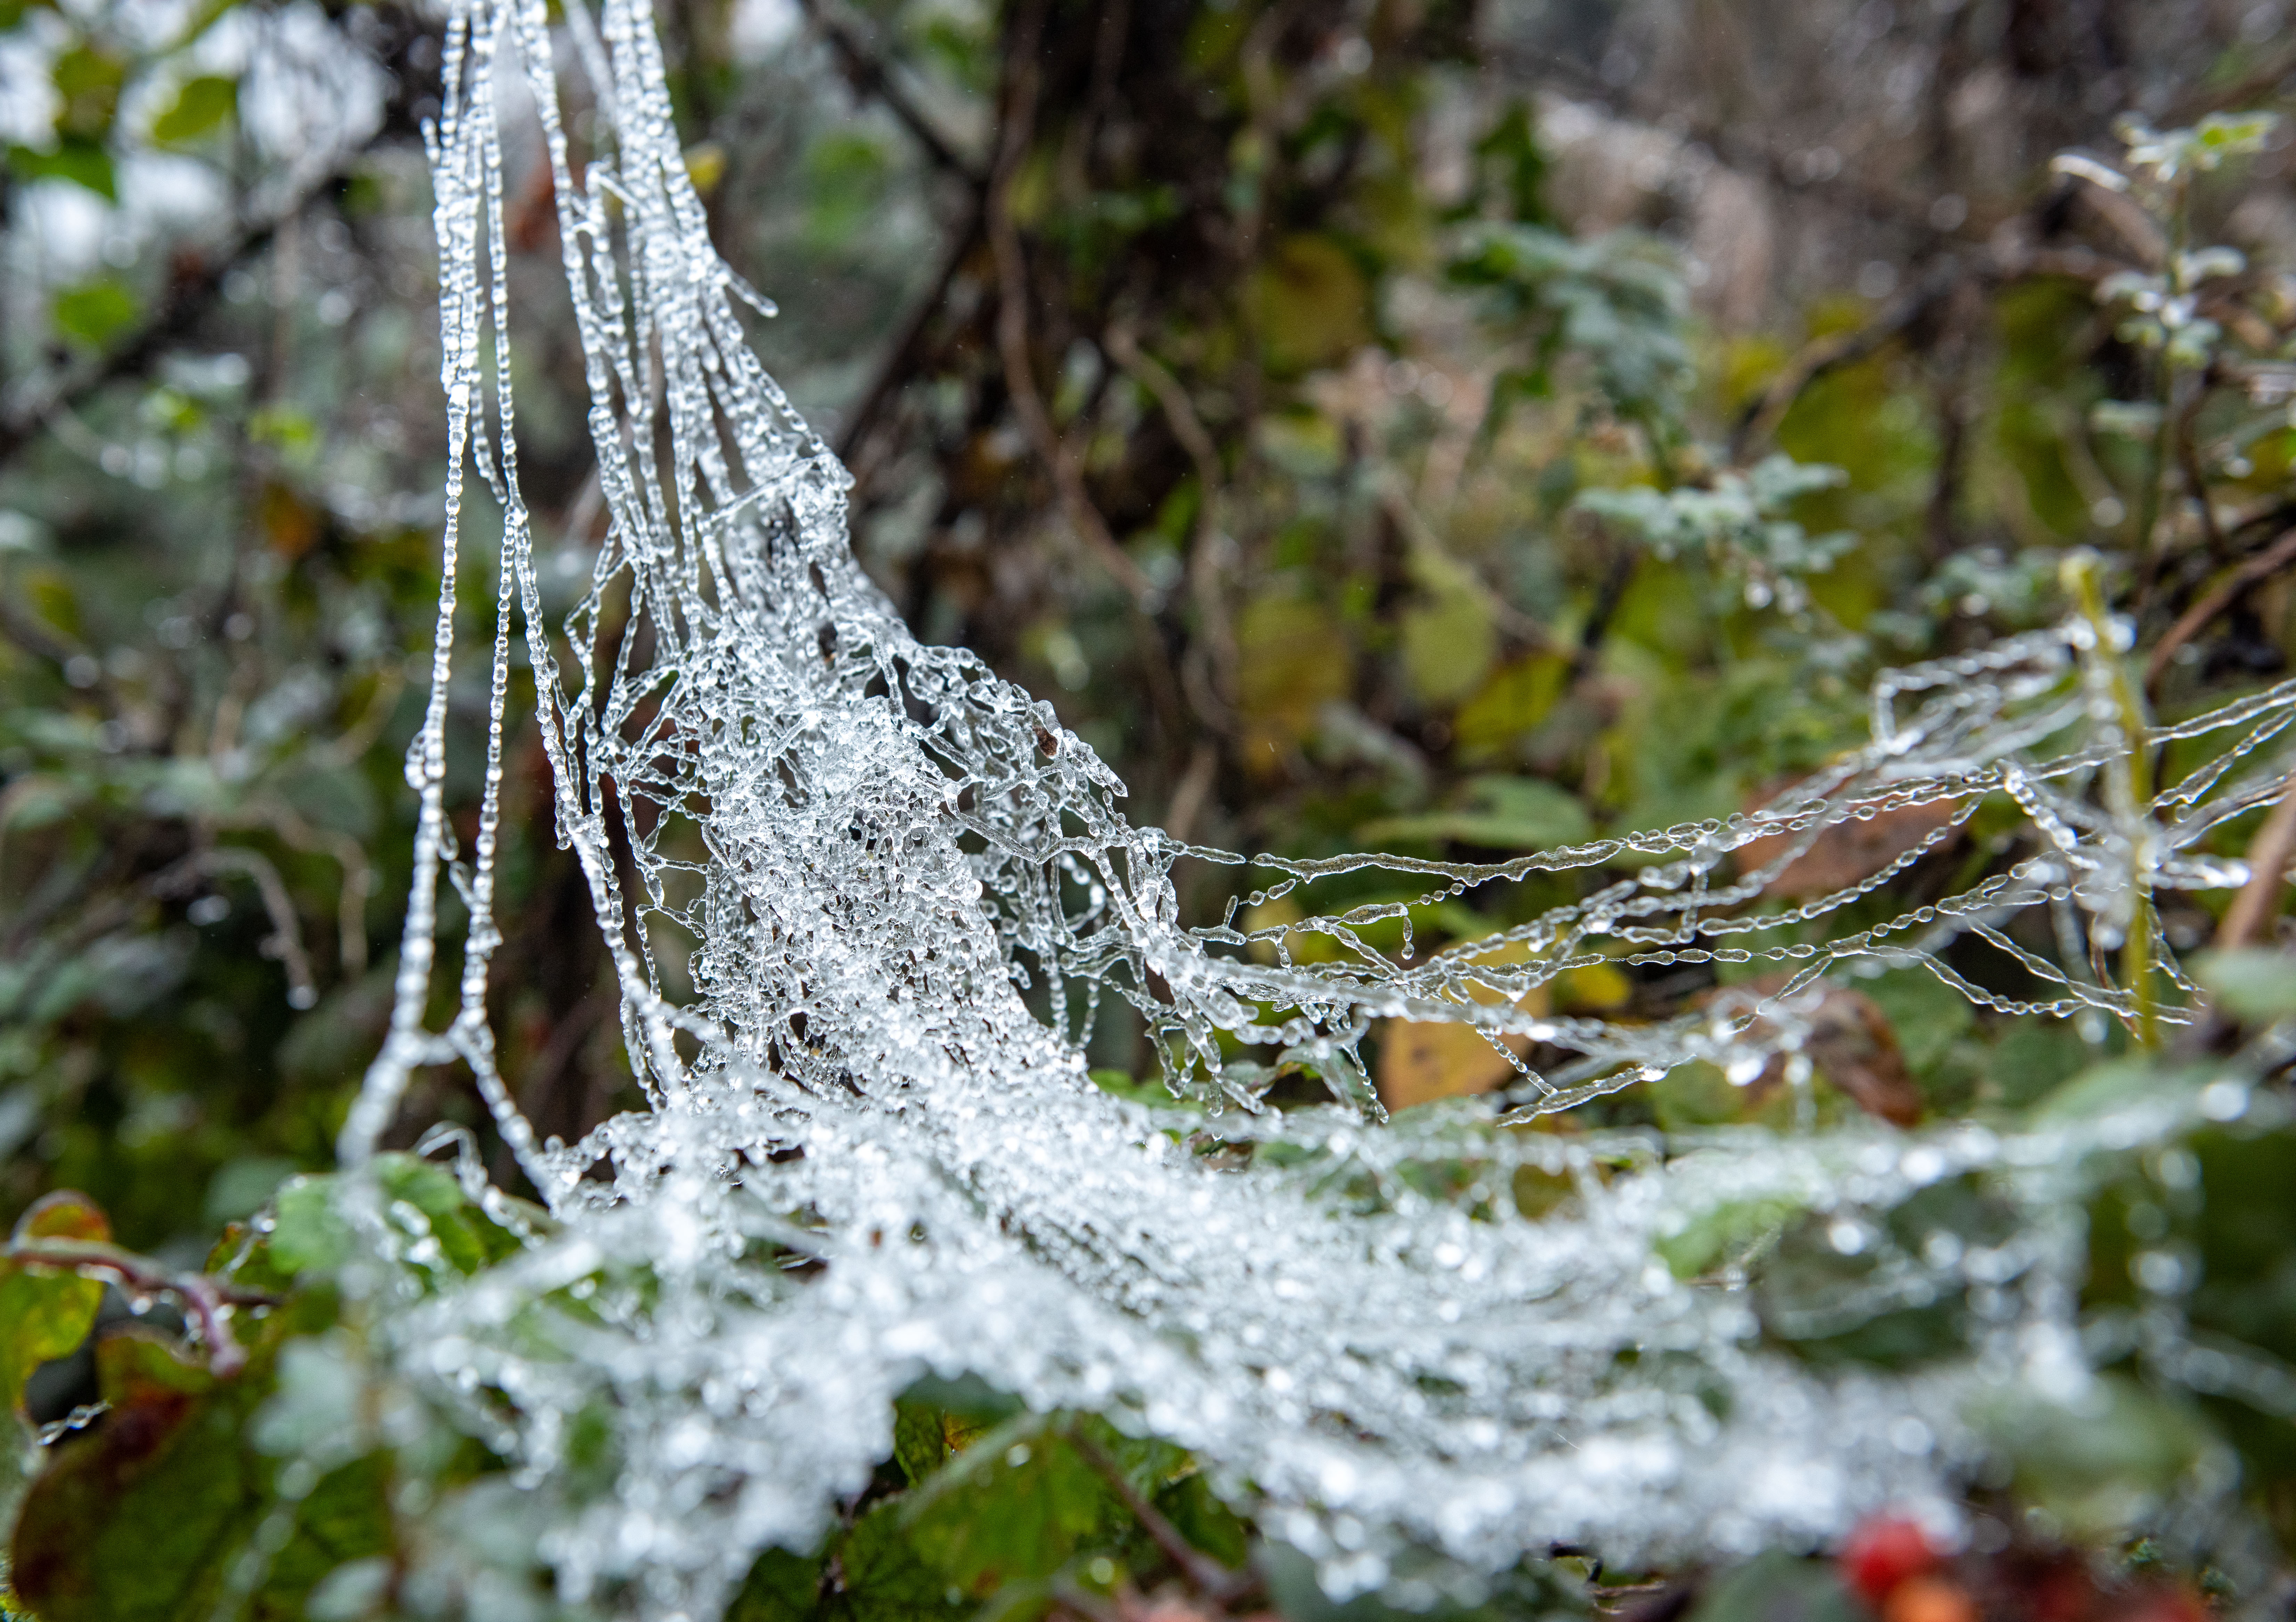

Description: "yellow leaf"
1554 962 1633 1012
1376 1017 1526 1111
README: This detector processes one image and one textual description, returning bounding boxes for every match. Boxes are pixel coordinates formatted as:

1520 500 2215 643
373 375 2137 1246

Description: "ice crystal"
336 2 2296 1615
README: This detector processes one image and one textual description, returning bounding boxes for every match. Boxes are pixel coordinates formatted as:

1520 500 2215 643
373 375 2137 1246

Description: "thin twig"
838 198 985 470
7 1238 275 1378
986 5 1153 607
2144 526 2296 695
1731 264 1958 461
1064 1427 1252 1604
1104 323 1240 728
1572 548 1638 681
2216 770 2296 951
1163 742 1218 844
179 845 320 1008
793 0 986 188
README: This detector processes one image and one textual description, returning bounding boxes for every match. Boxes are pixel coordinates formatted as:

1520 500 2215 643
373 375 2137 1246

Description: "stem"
2133 172 2190 601
6 1238 274 1378
1065 1426 1252 1604
2064 552 2159 1047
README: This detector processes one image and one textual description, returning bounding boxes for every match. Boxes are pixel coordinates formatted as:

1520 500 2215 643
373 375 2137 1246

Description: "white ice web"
332 1 2296 1615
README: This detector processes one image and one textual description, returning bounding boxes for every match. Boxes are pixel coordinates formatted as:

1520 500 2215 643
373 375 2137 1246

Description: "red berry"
1841 1515 1943 1607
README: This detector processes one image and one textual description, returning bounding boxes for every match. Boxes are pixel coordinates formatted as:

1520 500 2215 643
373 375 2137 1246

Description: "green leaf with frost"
1575 456 1850 578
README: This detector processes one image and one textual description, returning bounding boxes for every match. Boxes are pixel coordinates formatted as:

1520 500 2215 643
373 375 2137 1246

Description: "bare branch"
2216 770 2296 951
987 7 1154 608
793 0 986 189
2145 525 2296 695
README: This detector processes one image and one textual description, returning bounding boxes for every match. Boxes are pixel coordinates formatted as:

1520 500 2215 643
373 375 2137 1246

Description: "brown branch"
1731 265 1959 461
986 5 1153 608
2216 771 2296 951
1104 323 1240 730
1065 1426 1252 1604
7 1238 275 1378
1731 238 2119 466
793 0 986 189
837 198 984 471
2144 526 2296 695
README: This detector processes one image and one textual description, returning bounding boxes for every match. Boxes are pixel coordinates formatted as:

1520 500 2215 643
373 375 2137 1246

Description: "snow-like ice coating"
331 1 2294 1613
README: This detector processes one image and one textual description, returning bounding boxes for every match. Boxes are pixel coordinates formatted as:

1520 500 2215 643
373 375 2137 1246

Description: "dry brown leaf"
1712 973 1925 1126
1735 784 1958 900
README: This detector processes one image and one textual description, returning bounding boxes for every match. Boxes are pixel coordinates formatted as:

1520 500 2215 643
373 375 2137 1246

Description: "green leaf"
7 1330 251 1622
260 1154 524 1288
150 75 237 147
1968 1375 2214 1540
902 1420 1118 1597
893 1397 964 1486
842 1498 972 1622
1857 967 1973 1077
1654 1194 1804 1280
728 1544 830 1622
49 44 123 140
0 1192 111 1416
1397 577 1497 708
8 139 115 200
1155 1470 1249 1568
2194 947 2296 1023
1687 1550 1861 1622
52 278 139 349
1754 1176 2016 1370
246 1452 395 1619
267 1175 354 1278
1247 235 1371 375
1360 775 1591 851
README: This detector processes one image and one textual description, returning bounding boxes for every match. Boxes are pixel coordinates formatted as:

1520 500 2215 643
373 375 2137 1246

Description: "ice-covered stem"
2064 550 2159 1046
5 1237 273 1377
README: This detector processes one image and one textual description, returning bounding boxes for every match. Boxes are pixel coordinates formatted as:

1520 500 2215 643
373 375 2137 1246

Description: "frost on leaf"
323 1 2296 1616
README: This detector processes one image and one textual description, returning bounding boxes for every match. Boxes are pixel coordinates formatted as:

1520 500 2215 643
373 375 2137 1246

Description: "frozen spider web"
327 1 2296 1615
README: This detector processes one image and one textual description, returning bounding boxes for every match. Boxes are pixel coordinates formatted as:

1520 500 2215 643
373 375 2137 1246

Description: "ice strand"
334 0 2296 1615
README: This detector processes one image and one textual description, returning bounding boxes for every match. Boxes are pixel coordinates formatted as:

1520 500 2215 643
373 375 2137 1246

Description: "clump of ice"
333 0 2296 1614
